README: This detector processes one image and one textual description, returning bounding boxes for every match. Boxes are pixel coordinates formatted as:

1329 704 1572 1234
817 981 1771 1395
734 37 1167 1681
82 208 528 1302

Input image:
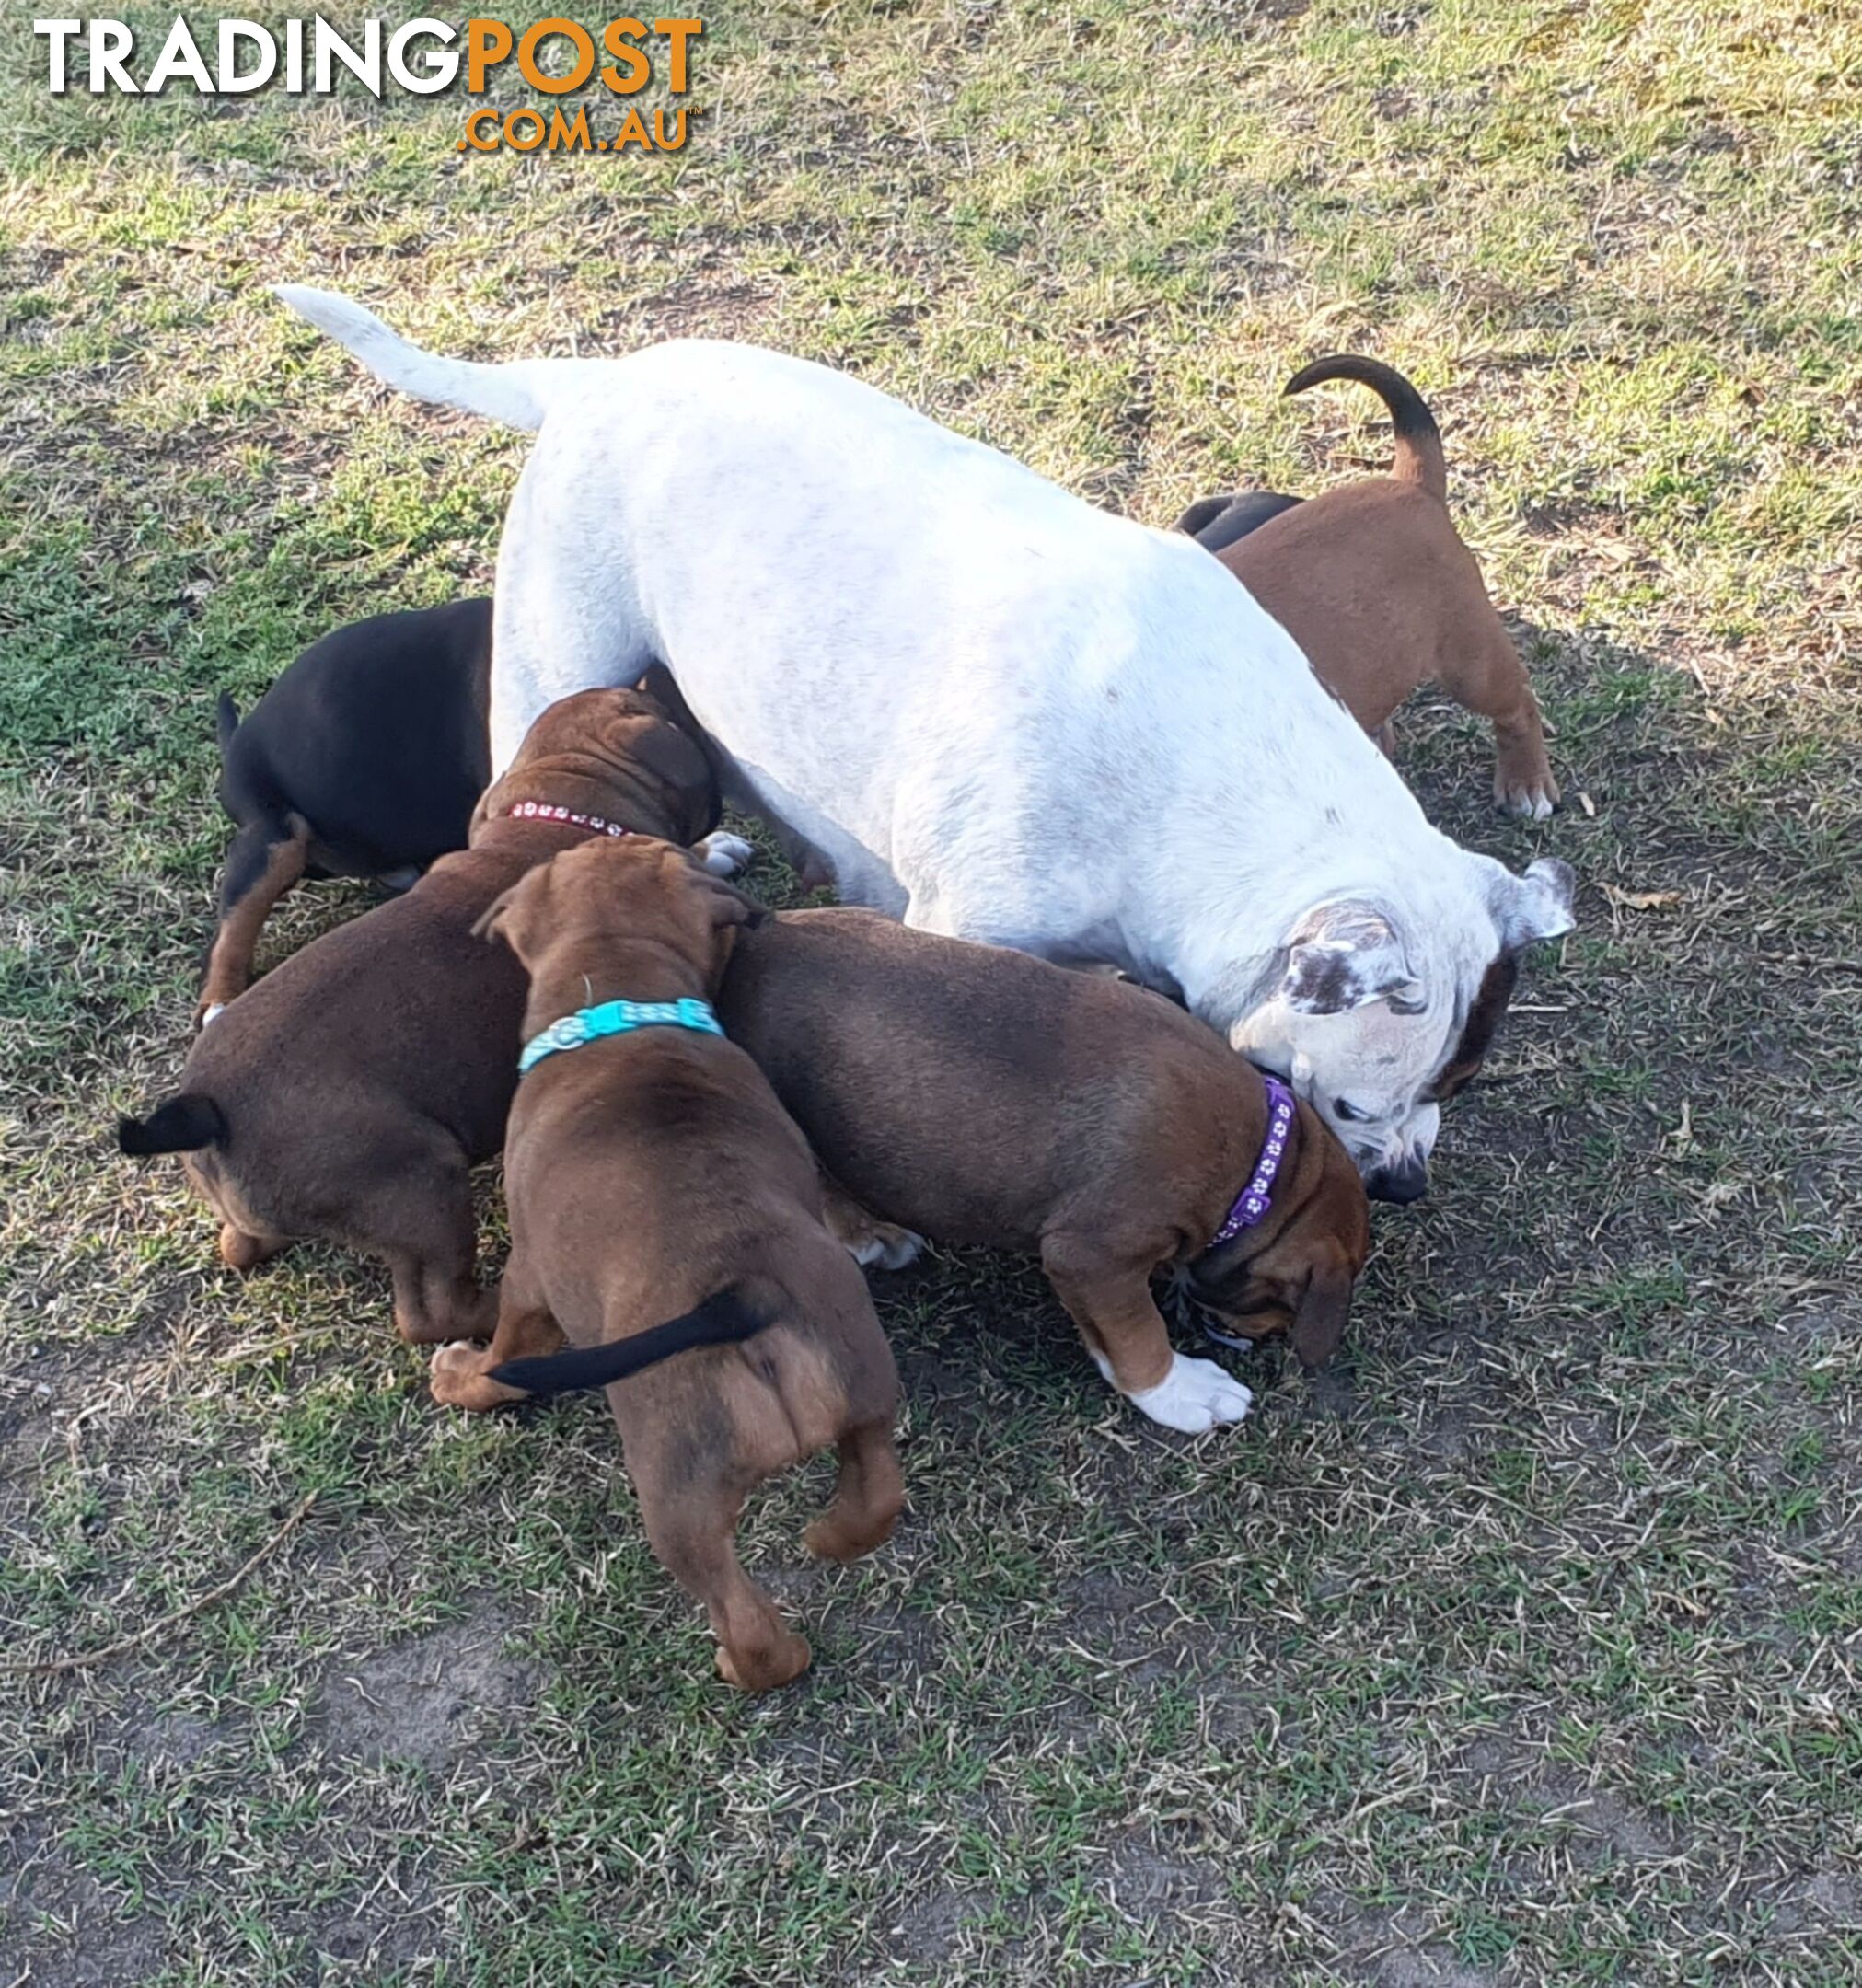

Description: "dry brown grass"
3 0 1860 1980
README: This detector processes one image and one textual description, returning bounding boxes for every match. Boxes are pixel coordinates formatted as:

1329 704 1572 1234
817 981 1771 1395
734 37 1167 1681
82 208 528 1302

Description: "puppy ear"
629 660 678 717
1280 900 1421 1015
1289 1247 1355 1369
1490 856 1576 950
626 664 724 837
470 881 528 948
472 890 516 942
1173 494 1232 538
693 871 769 931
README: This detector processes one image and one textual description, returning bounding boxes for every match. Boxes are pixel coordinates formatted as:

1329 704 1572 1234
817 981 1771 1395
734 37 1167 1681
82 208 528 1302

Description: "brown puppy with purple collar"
714 909 1370 1432
117 688 721 1344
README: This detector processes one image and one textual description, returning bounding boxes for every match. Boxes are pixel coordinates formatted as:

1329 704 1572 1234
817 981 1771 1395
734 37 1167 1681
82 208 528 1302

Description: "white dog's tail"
272 284 555 431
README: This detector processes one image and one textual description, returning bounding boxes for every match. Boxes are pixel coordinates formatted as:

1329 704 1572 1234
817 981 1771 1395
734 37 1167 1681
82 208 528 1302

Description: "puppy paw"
1122 1353 1255 1434
1495 765 1560 820
197 1002 226 1030
430 1339 522 1413
697 831 755 877
849 1222 924 1271
716 1629 812 1693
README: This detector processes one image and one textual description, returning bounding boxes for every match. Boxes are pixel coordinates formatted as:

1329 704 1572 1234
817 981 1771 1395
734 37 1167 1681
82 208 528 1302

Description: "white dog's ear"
1491 857 1577 950
1279 900 1422 1015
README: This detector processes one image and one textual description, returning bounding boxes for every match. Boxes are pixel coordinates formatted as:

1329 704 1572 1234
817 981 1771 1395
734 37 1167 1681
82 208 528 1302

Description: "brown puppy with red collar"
1179 356 1559 819
713 909 1370 1433
431 839 901 1693
117 688 721 1343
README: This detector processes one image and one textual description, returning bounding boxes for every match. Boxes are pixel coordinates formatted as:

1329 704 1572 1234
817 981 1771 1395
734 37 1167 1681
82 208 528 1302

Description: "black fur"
217 598 493 884
118 1093 226 1156
490 1287 773 1395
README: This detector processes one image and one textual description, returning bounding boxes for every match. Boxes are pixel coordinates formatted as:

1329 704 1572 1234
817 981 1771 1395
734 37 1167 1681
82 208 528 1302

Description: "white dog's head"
1231 857 1575 1201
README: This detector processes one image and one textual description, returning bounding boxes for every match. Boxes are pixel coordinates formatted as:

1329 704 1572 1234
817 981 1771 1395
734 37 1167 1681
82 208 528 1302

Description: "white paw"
698 831 754 877
199 1002 226 1029
848 1225 925 1271
1111 1352 1255 1433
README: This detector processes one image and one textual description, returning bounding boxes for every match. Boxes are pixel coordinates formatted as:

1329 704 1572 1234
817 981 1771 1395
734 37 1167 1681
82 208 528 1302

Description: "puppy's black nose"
1367 1162 1429 1205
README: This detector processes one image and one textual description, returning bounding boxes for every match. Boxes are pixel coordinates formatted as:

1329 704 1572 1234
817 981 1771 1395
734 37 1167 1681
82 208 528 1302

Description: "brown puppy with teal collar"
714 909 1371 1431
432 840 902 1693
117 688 721 1344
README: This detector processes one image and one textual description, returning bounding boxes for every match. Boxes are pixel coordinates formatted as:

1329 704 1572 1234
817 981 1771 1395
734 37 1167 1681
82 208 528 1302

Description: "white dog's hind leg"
487 436 658 776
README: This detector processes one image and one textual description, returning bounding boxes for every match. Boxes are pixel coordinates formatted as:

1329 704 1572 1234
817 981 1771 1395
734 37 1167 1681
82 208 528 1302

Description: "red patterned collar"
495 800 630 838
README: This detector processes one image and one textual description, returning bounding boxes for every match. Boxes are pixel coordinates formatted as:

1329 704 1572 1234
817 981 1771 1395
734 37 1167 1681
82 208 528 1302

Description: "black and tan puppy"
431 840 902 1693
714 910 1371 1433
202 599 493 1023
118 688 720 1344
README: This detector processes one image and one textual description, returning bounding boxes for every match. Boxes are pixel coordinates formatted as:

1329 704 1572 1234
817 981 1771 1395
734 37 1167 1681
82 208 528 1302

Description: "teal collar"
518 996 724 1077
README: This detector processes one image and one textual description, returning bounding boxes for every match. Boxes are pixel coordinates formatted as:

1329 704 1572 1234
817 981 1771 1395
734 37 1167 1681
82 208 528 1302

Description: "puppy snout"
1366 1157 1429 1205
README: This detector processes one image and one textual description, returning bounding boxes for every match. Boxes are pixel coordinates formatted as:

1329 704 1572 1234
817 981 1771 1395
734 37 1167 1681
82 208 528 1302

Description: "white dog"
277 287 1574 1209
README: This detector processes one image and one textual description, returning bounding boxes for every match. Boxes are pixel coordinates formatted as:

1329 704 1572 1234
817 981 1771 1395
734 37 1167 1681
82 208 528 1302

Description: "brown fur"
118 690 721 1345
1428 954 1521 1104
197 815 312 1016
715 909 1371 1381
1205 358 1558 816
431 842 901 1693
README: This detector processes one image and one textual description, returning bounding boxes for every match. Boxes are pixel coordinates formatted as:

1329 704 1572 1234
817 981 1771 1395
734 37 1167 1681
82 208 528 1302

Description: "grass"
3 0 1860 1981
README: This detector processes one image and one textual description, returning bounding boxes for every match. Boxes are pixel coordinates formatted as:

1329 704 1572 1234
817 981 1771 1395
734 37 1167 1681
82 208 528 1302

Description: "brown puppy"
432 840 902 1693
117 688 721 1343
714 909 1370 1434
1183 356 1559 819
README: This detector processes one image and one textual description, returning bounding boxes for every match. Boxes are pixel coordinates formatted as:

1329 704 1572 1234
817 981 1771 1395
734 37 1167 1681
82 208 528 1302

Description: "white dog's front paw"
1120 1353 1255 1434
698 831 754 877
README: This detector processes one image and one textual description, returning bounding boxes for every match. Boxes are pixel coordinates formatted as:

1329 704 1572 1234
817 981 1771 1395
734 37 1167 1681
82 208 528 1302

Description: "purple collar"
1207 1074 1297 1248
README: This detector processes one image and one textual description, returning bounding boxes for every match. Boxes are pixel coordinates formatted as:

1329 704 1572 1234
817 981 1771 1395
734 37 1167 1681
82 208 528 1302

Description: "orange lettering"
465 17 511 92
504 106 547 151
653 17 700 92
517 17 596 93
549 104 595 149
600 17 650 93
612 104 653 150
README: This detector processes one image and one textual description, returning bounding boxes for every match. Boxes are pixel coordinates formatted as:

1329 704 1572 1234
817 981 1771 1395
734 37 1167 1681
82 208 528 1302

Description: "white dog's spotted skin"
273 287 1575 1189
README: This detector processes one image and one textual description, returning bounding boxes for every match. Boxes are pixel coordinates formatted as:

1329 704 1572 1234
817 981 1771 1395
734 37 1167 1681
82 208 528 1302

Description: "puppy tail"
1283 355 1447 505
215 690 239 757
118 1093 226 1156
272 285 555 433
489 1286 776 1395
